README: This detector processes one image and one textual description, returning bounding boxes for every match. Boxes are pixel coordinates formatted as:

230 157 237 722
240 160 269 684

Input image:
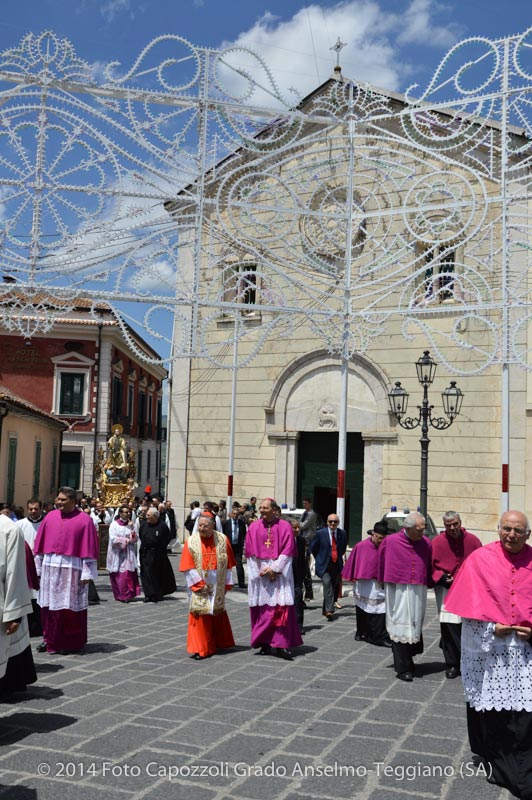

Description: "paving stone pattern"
0 557 511 800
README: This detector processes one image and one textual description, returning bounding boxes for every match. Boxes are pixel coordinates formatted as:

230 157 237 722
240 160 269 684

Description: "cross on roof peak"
330 37 347 71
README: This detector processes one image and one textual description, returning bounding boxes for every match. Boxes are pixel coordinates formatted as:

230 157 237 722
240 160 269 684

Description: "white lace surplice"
247 554 294 607
355 578 385 614
106 521 138 574
385 583 427 644
461 618 532 711
35 553 98 612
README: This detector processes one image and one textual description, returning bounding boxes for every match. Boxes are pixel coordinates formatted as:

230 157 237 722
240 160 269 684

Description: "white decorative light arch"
0 28 531 514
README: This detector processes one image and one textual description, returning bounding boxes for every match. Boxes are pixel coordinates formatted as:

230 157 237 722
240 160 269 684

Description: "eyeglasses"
327 519 339 524
500 525 528 536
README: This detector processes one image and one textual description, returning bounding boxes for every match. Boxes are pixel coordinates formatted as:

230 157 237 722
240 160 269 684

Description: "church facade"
166 74 531 543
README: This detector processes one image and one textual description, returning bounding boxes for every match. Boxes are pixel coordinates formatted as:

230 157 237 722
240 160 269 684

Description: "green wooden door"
296 432 364 545
59 451 81 491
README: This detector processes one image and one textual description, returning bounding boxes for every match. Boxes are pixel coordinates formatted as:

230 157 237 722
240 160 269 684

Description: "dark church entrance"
296 431 364 545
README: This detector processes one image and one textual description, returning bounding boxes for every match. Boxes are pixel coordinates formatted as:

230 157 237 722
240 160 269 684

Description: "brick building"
0 295 167 499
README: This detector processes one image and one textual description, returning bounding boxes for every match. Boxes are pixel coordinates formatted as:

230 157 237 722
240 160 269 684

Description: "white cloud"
101 0 131 23
397 0 462 47
219 0 462 102
131 259 176 292
0 187 11 223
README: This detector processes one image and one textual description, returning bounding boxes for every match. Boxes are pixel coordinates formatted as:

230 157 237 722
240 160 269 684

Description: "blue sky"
1 1 530 97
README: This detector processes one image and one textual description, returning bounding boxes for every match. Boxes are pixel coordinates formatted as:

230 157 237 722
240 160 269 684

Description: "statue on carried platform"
104 425 128 479
95 424 137 506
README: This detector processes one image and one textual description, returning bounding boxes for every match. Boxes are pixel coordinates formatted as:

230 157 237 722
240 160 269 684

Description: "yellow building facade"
167 74 531 543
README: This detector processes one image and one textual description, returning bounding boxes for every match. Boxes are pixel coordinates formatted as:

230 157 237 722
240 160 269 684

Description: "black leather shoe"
382 639 393 648
354 633 365 641
191 653 206 660
445 667 460 679
258 645 272 656
36 642 47 653
397 671 413 682
276 648 293 661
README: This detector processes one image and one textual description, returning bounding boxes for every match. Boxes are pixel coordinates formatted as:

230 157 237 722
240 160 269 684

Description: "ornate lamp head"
415 350 437 387
442 381 463 419
388 381 409 418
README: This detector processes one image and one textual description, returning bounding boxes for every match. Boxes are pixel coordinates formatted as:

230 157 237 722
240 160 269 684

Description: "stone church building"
166 70 531 544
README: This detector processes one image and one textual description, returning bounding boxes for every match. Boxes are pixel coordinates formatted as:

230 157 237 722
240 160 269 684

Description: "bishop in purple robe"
431 511 482 678
444 510 532 800
34 487 98 654
377 512 432 682
245 498 302 660
342 521 391 647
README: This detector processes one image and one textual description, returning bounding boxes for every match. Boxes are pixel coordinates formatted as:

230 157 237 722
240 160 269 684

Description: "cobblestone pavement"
0 557 510 800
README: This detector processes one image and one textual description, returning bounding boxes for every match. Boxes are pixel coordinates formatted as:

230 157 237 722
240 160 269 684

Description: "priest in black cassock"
139 508 176 603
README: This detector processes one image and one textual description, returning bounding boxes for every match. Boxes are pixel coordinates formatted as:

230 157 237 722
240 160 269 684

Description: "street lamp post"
388 351 463 519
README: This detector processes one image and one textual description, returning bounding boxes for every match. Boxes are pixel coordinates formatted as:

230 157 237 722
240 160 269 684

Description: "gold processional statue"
94 424 137 507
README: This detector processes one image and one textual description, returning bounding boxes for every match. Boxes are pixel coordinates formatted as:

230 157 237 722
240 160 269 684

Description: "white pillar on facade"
166 230 194 533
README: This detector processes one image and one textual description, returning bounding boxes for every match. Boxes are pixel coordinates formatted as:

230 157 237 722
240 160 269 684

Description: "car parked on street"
381 506 438 538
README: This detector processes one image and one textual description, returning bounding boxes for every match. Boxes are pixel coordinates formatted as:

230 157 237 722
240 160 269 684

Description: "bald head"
498 510 530 554
259 498 276 523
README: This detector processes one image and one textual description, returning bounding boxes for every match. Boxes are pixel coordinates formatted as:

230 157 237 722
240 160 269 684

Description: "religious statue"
104 425 128 478
94 424 137 507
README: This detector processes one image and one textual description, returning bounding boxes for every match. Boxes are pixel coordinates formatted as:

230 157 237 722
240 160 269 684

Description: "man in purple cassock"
444 510 532 800
377 512 432 682
432 510 482 678
342 520 391 647
245 498 303 660
33 486 99 654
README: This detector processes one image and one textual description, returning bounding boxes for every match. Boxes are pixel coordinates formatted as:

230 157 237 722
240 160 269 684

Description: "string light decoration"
0 29 530 376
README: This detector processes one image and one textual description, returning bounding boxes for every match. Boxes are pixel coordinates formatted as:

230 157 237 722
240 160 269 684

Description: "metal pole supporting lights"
388 351 464 519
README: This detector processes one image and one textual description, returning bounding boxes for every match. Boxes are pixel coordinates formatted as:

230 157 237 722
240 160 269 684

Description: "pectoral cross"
264 524 273 548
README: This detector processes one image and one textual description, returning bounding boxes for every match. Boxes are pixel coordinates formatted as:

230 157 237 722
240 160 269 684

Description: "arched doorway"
265 350 397 541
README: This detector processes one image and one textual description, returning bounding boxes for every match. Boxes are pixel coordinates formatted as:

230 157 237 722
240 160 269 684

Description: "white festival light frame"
0 29 530 376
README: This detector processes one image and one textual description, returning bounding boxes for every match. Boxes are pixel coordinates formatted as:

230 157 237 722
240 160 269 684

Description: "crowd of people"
3 489 532 799
0 488 180 689
181 497 532 800
343 508 532 800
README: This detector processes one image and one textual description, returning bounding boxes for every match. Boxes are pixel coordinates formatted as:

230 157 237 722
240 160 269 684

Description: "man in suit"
222 506 247 588
309 513 347 620
160 500 178 552
164 500 177 540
